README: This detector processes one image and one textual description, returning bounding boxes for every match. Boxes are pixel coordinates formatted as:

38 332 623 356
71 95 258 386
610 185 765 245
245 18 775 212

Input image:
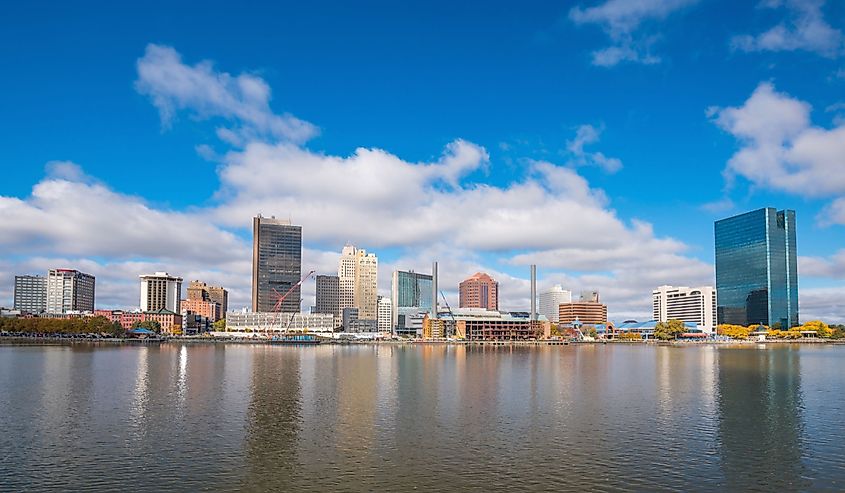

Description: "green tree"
212 318 227 331
654 319 686 340
132 320 162 333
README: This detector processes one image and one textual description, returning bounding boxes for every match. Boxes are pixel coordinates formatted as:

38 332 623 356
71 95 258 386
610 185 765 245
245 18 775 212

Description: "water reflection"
717 346 807 490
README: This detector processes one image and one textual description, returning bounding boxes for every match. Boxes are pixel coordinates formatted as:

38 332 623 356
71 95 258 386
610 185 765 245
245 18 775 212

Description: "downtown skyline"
1 1 845 322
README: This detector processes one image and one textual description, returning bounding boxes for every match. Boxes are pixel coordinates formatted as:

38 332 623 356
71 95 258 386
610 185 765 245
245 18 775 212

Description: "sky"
1 0 844 322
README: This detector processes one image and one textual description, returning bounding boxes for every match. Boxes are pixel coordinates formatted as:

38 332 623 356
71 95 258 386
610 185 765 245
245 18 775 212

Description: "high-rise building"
653 285 717 333
46 269 95 313
185 280 227 320
459 272 498 310
315 274 340 324
13 275 47 314
338 245 378 320
715 208 798 328
140 272 182 313
391 270 433 330
252 215 302 313
377 296 392 332
538 285 572 323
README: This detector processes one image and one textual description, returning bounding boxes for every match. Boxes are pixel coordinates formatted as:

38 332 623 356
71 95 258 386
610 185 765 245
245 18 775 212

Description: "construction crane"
439 290 457 339
265 270 316 336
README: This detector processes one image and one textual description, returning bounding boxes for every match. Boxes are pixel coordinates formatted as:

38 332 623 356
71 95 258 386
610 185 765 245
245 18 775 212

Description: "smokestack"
530 264 537 321
432 261 439 320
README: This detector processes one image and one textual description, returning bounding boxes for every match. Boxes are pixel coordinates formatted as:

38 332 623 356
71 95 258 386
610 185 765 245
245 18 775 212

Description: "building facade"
180 298 220 322
140 272 182 313
652 285 717 333
186 280 228 317
338 245 378 320
424 308 549 341
459 272 498 311
225 311 334 333
559 301 607 326
390 270 433 330
46 269 95 313
252 215 302 313
377 296 392 333
715 208 798 328
315 274 341 324
538 285 572 323
14 275 47 314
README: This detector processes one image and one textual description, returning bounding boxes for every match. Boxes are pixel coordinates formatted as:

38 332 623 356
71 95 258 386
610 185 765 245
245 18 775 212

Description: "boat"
268 334 321 345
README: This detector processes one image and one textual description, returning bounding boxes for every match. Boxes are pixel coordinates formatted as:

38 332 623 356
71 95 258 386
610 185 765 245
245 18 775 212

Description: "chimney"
530 264 537 321
432 261 439 320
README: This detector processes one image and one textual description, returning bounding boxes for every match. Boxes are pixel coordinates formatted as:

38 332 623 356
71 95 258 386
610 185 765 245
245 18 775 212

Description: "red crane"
265 270 316 335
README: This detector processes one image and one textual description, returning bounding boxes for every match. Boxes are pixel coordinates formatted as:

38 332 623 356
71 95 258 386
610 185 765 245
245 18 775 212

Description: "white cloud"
566 124 623 172
800 250 845 278
569 0 698 66
732 0 844 57
135 44 317 144
799 287 845 321
710 82 845 224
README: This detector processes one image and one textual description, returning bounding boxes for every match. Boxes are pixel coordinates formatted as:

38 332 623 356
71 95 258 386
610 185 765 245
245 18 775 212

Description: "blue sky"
1 0 844 321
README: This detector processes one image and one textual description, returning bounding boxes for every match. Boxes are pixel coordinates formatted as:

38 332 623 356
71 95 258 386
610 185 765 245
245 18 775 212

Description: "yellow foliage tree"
717 324 752 340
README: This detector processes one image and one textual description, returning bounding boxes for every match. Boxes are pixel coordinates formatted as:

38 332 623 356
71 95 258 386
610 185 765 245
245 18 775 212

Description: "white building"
538 285 572 323
338 244 378 320
377 296 392 333
225 311 335 333
46 269 95 313
140 272 183 313
652 285 717 333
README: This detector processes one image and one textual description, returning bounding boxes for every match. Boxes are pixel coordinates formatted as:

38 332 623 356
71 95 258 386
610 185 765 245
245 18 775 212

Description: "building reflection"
717 346 807 490
241 346 303 490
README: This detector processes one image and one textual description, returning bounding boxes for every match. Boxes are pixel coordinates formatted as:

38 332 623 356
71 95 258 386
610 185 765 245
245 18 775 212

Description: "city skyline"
1 2 844 322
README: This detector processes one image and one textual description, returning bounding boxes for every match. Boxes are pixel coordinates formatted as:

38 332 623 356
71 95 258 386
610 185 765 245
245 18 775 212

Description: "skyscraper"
140 272 182 313
338 245 378 320
391 270 433 330
252 215 302 313
538 285 572 323
459 272 498 310
715 208 798 328
46 269 95 313
315 274 341 324
14 275 47 314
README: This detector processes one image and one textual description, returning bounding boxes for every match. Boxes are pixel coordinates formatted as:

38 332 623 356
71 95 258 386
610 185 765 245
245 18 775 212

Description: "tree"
587 327 598 339
800 320 832 338
654 319 686 340
212 319 227 331
132 320 162 333
717 324 752 340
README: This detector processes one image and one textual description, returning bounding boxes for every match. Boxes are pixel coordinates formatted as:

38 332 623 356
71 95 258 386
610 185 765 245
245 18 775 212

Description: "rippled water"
1 343 843 491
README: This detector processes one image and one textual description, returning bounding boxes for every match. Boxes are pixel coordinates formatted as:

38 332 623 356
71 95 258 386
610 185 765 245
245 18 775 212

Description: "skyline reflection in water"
0 343 843 491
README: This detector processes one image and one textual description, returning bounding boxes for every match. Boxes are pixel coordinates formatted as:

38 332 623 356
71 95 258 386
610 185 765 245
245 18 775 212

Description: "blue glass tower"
715 208 798 328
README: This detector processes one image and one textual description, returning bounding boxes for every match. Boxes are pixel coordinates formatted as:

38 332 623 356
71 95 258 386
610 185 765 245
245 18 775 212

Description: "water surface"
1 343 843 492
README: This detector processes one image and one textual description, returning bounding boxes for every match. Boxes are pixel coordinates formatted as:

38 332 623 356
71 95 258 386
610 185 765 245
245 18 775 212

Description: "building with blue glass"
715 208 798 329
391 270 433 336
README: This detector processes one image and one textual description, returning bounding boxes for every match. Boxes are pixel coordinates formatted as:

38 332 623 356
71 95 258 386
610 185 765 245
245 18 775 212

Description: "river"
0 343 842 491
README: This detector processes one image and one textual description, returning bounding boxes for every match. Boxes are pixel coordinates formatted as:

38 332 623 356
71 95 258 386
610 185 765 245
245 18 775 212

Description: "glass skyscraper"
715 208 798 328
391 270 433 334
251 215 302 313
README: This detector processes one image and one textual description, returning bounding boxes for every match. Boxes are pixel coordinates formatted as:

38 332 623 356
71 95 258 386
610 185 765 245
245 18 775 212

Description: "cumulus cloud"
800 250 845 278
566 124 623 172
732 0 844 57
569 0 698 66
709 82 845 224
135 44 317 144
800 287 845 321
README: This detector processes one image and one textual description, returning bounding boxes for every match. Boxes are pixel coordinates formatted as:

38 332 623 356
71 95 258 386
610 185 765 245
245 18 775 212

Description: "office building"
377 296 392 333
652 285 717 333
181 298 220 322
715 208 798 328
424 308 549 341
338 244 378 320
559 301 607 326
13 275 47 314
315 275 341 324
186 280 228 317
140 272 182 313
391 270 433 330
252 215 302 313
538 285 572 323
225 311 334 333
46 269 95 313
459 272 498 311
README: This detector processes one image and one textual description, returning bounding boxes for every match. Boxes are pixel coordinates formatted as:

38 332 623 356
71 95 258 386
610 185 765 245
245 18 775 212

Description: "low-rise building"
559 301 607 326
424 308 550 341
225 311 335 333
180 298 221 322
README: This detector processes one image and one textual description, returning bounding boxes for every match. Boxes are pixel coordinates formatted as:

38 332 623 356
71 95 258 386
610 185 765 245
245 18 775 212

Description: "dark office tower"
251 215 302 313
315 274 340 320
715 208 798 329
14 275 47 313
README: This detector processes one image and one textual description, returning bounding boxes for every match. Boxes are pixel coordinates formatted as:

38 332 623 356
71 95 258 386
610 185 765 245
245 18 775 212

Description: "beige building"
338 244 378 320
559 301 607 326
459 272 498 311
140 272 182 313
